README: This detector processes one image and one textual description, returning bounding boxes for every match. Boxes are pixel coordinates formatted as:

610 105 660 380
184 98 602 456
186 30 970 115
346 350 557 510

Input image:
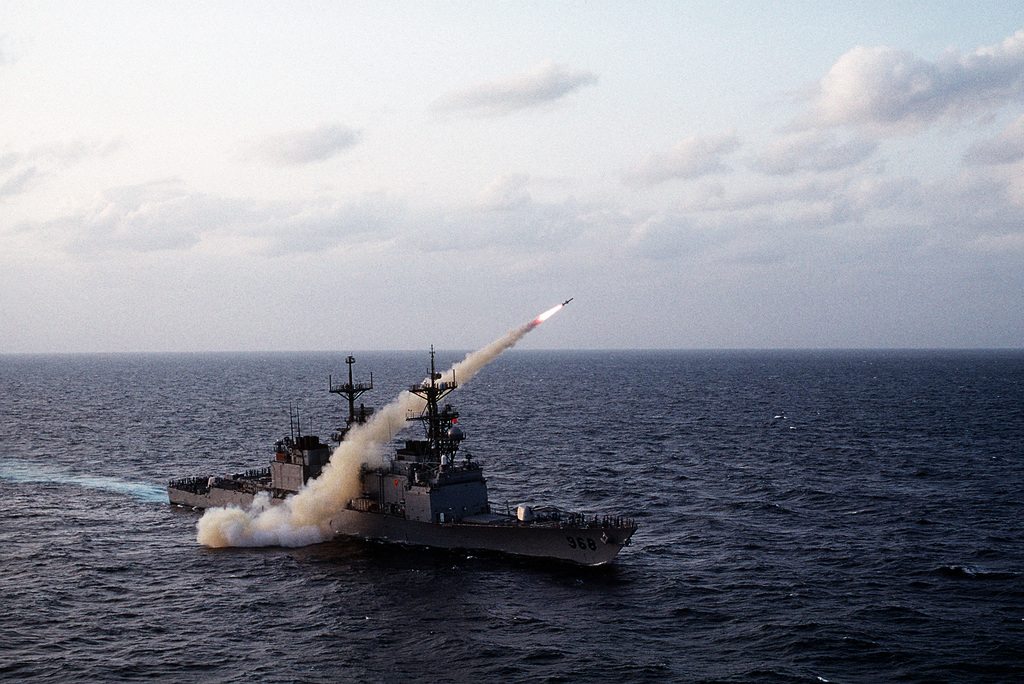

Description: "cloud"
475 173 532 209
406 176 590 259
752 130 877 175
805 30 1024 134
256 193 403 254
14 178 403 256
15 179 269 254
1 167 37 199
433 61 597 116
922 166 1024 239
0 138 124 202
39 138 126 164
626 133 741 185
678 174 855 214
41 180 211 253
623 214 698 261
963 113 1024 165
237 124 360 166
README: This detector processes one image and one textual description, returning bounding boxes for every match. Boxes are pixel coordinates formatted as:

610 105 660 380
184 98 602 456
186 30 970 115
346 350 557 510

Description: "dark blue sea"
1 350 1022 683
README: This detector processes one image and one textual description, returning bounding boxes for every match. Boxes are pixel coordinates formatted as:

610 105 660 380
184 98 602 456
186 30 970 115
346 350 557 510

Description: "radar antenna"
407 347 462 467
329 355 374 427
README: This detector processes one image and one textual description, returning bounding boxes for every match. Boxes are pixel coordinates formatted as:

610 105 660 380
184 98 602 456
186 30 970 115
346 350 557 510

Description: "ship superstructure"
347 349 486 523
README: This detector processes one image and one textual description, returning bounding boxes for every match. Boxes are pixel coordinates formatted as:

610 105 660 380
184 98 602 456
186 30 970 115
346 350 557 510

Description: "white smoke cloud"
195 309 557 548
805 30 1024 134
432 61 597 116
196 398 411 547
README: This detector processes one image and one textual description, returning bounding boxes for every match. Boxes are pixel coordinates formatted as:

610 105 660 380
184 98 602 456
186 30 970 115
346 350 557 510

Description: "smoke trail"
437 306 557 384
196 304 565 548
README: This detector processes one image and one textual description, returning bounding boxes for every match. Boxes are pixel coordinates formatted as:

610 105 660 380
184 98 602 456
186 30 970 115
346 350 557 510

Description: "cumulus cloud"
15 178 402 256
805 29 1024 134
433 61 597 116
612 163 1017 283
237 124 360 166
626 133 741 185
475 173 532 209
13 179 269 253
963 113 1024 165
1 167 37 199
41 138 125 164
678 175 849 214
752 130 877 175
623 214 697 261
407 179 588 258
683 172 926 237
257 194 402 254
0 138 124 202
41 180 213 253
0 151 18 171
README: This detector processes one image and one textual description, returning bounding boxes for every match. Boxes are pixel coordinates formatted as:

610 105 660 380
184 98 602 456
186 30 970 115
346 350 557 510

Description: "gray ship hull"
328 509 634 566
169 486 633 565
167 485 263 510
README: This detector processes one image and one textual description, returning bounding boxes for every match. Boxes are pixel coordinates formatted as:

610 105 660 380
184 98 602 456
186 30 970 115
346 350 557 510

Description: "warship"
169 353 636 565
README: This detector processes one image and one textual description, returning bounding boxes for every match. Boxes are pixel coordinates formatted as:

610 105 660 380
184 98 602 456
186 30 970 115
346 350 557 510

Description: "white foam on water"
0 458 167 503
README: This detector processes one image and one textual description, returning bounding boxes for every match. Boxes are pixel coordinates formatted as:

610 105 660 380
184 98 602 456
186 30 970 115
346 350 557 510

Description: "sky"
2 2 1023 352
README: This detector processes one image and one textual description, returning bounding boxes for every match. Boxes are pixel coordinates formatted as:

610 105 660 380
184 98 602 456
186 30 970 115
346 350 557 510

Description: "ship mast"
407 347 462 467
329 355 373 426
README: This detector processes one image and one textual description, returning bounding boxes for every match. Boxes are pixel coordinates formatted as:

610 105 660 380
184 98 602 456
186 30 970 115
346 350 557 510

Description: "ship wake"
196 304 565 548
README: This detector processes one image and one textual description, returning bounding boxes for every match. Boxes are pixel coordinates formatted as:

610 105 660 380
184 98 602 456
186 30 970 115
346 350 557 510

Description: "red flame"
532 303 564 325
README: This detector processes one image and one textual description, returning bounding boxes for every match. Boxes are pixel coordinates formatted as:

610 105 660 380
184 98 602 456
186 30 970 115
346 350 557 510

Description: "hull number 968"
567 536 597 550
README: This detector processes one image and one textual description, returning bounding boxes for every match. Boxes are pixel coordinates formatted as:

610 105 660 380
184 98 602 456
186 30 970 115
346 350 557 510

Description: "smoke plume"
196 305 563 548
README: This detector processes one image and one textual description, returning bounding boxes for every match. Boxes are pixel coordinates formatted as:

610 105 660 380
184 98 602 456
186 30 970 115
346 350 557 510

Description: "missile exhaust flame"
532 303 563 326
196 302 572 549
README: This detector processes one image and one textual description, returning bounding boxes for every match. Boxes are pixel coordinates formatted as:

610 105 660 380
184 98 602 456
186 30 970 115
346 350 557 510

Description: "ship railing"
167 475 210 493
235 467 271 481
555 512 635 530
520 507 633 529
593 514 635 529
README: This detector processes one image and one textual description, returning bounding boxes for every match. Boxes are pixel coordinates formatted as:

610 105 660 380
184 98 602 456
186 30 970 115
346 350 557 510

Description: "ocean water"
0 350 1021 683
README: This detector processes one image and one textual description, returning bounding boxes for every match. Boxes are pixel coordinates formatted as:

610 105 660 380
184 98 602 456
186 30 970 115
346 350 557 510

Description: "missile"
562 298 573 306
